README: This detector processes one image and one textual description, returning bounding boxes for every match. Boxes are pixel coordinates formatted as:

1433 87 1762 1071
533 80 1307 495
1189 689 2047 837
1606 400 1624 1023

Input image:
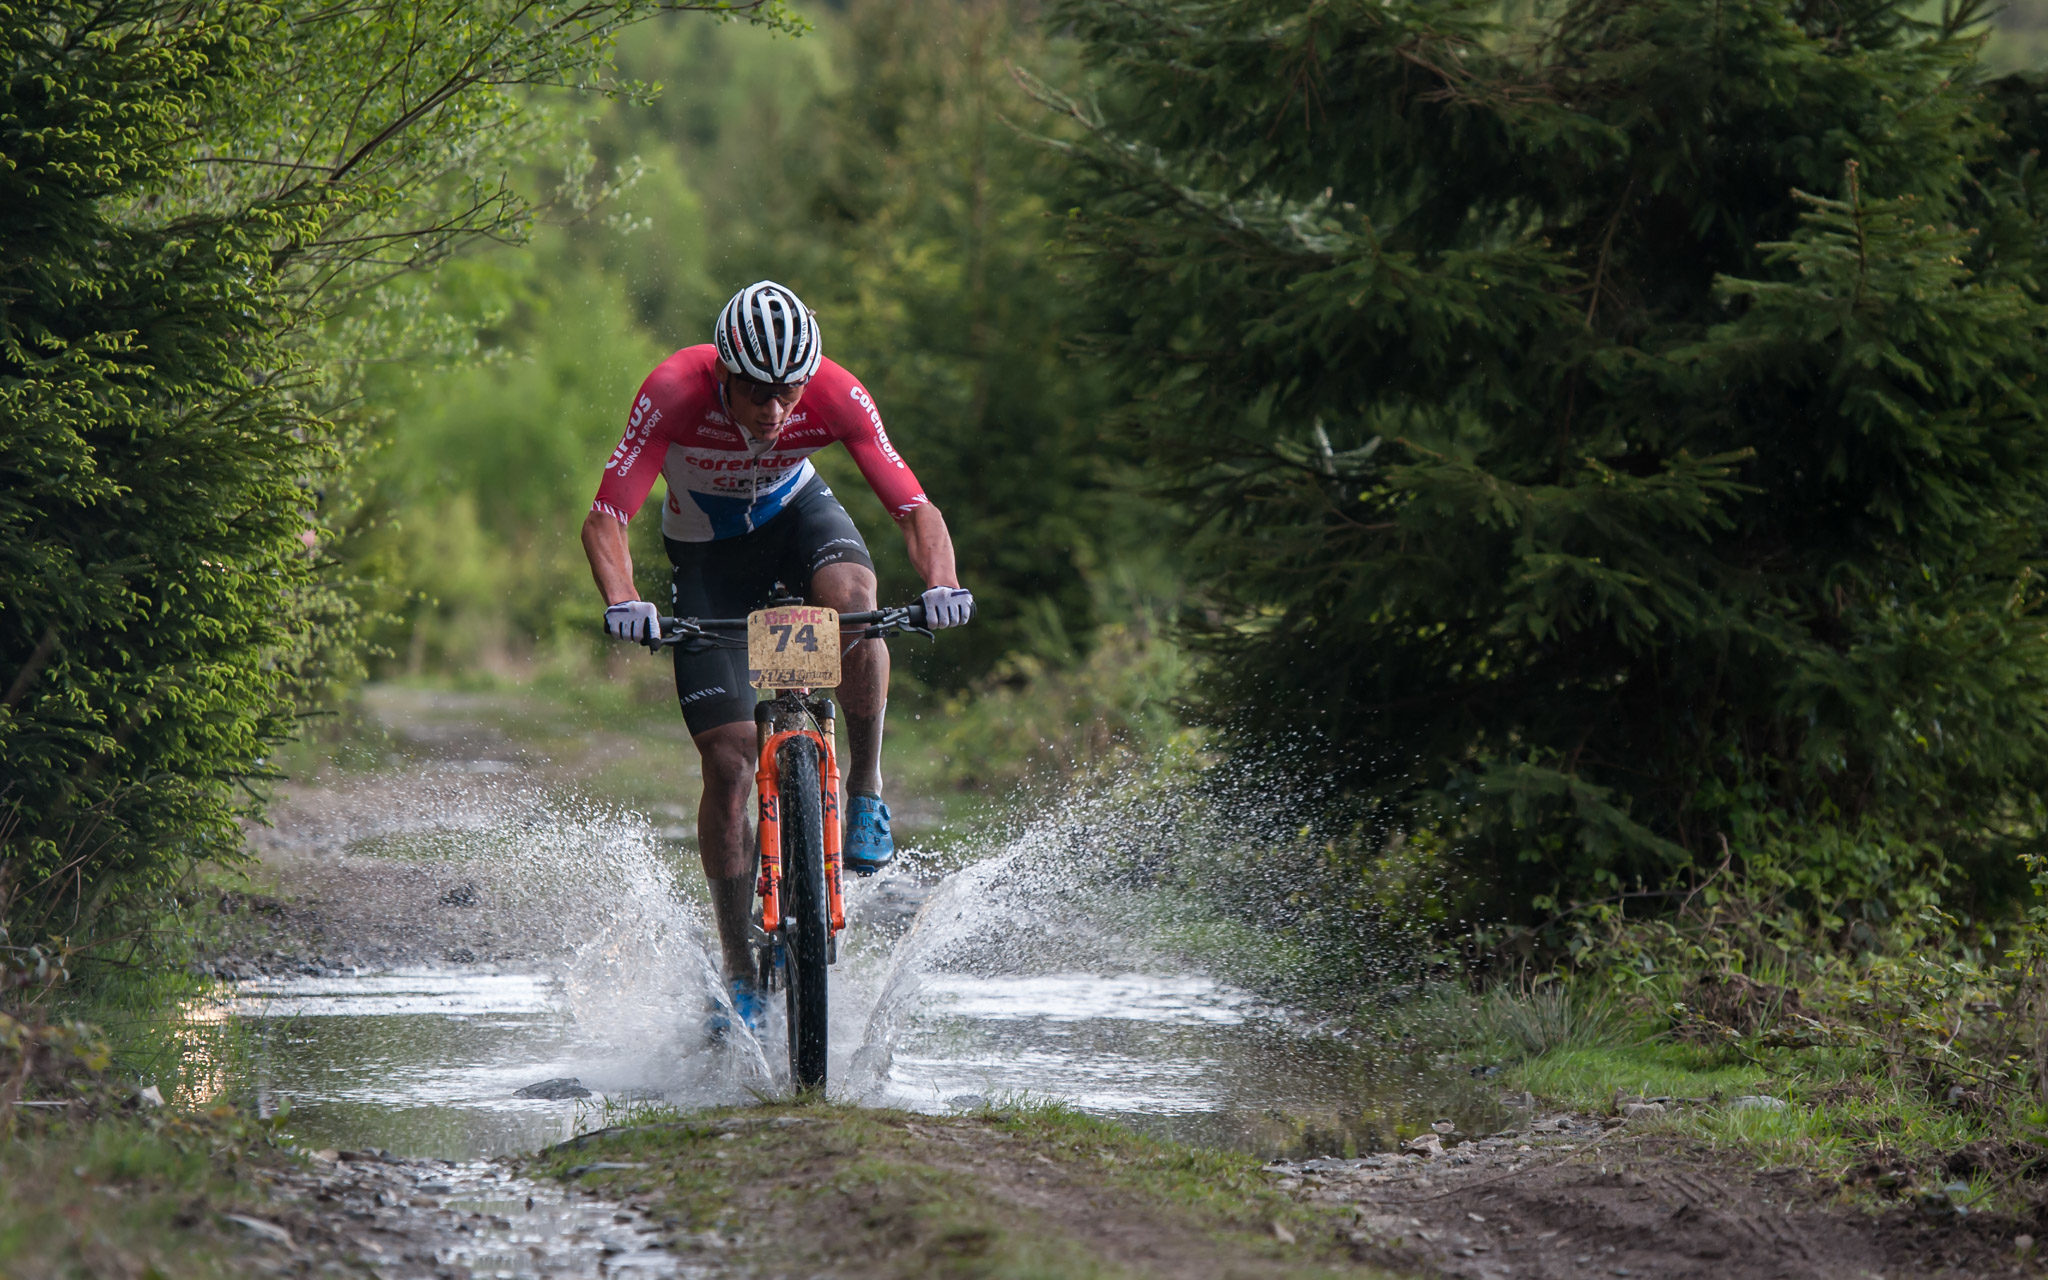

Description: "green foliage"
924 558 1195 789
365 1 1146 687
757 0 1140 684
347 252 670 668
1050 0 2048 915
1 3 329 944
0 0 797 950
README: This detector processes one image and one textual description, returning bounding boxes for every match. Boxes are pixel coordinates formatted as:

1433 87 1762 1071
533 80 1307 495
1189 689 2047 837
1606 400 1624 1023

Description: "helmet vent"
715 280 822 383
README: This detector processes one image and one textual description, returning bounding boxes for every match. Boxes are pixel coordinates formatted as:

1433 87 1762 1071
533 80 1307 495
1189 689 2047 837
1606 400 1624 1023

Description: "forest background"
350 0 1168 741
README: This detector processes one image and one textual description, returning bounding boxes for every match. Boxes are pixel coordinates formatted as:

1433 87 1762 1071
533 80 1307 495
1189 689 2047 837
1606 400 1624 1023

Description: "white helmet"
714 280 822 383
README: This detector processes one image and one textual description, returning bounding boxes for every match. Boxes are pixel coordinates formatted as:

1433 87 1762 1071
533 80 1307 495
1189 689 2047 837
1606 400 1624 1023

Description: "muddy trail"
175 684 2037 1278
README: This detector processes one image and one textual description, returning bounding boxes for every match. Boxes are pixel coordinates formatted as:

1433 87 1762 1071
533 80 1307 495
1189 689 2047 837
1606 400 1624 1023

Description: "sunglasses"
730 374 808 407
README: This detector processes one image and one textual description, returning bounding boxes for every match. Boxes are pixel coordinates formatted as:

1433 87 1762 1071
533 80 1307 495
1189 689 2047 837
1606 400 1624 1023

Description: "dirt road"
192 686 2042 1278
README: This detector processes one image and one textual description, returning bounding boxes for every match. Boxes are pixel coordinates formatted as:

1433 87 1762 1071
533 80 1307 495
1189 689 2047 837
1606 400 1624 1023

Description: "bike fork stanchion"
813 696 845 956
753 700 785 936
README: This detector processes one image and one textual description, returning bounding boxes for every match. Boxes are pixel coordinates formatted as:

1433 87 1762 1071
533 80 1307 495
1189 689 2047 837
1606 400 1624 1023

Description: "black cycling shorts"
665 479 874 735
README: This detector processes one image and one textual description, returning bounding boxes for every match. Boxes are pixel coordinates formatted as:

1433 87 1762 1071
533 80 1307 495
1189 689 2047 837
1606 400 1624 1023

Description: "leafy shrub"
0 0 798 950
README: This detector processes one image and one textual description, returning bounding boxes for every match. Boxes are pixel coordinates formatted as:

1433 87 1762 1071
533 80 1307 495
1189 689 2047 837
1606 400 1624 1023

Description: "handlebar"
645 603 932 650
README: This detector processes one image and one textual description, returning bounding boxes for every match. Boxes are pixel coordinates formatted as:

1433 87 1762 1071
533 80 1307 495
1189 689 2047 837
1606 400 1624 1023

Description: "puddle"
182 720 1496 1166
188 879 1487 1164
219 971 607 1158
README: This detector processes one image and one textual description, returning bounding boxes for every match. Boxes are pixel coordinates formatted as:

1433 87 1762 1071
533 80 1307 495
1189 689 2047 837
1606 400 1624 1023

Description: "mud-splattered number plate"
748 606 840 689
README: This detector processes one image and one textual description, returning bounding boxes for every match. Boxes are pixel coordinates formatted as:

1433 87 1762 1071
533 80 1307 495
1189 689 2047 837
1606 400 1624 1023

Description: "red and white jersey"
592 346 929 542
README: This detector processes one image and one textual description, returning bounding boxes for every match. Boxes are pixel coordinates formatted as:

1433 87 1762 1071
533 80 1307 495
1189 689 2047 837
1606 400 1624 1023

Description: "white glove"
604 600 661 643
921 585 974 629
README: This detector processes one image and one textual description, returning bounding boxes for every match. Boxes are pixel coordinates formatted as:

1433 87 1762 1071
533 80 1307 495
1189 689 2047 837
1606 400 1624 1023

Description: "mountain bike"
647 598 934 1089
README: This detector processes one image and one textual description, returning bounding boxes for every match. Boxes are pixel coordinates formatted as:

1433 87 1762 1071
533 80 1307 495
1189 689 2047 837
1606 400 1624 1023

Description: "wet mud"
236 1150 682 1278
1272 1112 2035 1279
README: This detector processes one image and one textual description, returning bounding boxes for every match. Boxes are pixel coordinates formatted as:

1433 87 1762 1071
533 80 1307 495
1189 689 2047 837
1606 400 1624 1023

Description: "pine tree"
1049 0 2048 914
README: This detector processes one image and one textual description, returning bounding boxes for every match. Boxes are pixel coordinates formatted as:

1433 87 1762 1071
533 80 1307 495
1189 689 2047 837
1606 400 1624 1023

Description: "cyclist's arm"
585 378 677 606
581 509 639 606
899 502 959 589
827 371 960 589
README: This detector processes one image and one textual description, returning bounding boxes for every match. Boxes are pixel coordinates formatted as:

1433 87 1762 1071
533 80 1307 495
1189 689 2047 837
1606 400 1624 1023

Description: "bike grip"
907 602 927 629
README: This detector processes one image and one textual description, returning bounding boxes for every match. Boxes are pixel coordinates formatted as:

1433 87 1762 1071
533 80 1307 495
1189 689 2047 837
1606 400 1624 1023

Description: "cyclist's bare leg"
811 562 886 796
694 720 759 985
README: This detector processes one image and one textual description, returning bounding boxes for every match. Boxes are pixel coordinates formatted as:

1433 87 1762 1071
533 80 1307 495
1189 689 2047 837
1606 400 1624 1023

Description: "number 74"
771 624 820 653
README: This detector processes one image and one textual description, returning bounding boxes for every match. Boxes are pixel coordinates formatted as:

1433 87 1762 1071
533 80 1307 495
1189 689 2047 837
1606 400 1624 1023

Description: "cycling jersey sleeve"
591 376 676 523
831 376 930 520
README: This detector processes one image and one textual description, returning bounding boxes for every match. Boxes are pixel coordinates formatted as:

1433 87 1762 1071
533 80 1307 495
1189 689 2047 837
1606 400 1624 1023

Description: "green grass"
529 1100 1402 1278
1479 992 2019 1207
1510 1041 1766 1107
1 952 319 1278
0 1099 301 1279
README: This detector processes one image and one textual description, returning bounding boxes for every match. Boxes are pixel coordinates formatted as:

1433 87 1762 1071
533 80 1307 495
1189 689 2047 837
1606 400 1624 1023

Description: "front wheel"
777 736 830 1089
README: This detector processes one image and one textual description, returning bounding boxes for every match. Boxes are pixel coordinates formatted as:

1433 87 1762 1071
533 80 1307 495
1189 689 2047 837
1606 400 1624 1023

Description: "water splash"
203 749 1498 1160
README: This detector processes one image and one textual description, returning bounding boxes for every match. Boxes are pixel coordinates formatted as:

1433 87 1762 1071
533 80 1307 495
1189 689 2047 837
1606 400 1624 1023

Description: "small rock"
438 882 479 907
1402 1133 1444 1158
134 1085 164 1108
1730 1095 1786 1112
222 1214 293 1246
514 1078 591 1100
1621 1102 1666 1121
2017 1234 2036 1257
1272 1220 1297 1245
947 1093 988 1111
1916 1183 1970 1219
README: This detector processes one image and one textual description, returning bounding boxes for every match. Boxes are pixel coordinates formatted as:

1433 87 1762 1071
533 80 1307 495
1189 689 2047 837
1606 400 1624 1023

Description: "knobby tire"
778 737 830 1089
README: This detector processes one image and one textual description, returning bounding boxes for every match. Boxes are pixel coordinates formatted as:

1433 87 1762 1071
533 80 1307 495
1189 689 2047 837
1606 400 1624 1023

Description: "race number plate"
748 606 840 689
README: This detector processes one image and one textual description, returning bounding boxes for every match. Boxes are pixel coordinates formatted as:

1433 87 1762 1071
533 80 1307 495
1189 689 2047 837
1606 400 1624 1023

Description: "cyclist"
580 280 973 1029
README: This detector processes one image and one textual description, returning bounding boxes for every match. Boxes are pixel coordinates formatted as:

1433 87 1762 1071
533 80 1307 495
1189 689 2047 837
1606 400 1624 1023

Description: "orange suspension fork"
821 724 845 934
755 738 784 933
754 727 846 937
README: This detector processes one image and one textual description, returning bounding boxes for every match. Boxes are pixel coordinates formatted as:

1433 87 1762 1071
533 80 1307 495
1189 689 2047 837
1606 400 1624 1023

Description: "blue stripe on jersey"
685 465 811 539
686 490 758 540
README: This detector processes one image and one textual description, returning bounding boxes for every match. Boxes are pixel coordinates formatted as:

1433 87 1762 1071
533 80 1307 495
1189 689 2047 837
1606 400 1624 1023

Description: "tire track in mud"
1274 1113 2032 1279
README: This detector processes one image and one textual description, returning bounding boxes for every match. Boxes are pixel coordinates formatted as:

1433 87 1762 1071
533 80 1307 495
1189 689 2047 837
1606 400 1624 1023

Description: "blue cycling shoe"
843 793 895 875
706 978 763 1039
